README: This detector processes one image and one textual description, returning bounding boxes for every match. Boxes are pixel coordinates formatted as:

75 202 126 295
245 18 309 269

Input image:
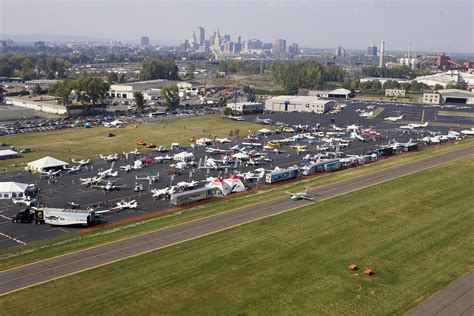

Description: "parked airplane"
103 120 124 128
400 122 429 130
228 115 245 121
287 188 314 201
346 124 361 132
461 128 474 135
41 169 62 178
66 201 80 209
91 181 123 191
135 173 160 183
112 200 138 211
384 115 403 122
255 117 273 124
71 159 91 166
79 175 104 186
99 153 119 162
12 196 37 206
215 137 231 143
63 165 82 174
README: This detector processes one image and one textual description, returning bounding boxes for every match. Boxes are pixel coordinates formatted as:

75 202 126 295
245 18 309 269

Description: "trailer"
34 208 98 226
265 167 299 184
170 187 213 206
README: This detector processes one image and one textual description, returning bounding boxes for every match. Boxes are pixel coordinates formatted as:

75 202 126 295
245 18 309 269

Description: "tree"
32 85 42 95
224 107 233 116
160 84 180 108
445 82 467 90
107 72 118 83
133 91 145 113
76 77 110 111
140 58 179 80
434 84 444 91
50 80 75 106
0 93 5 104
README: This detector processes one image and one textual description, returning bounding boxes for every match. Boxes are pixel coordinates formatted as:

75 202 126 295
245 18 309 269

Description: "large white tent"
195 138 213 146
224 174 246 193
173 152 194 162
0 182 29 199
26 156 68 172
206 177 232 196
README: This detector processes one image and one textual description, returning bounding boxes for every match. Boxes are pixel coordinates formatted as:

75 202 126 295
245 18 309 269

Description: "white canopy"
224 174 246 193
173 152 194 162
206 177 232 196
27 156 68 172
0 182 29 193
0 149 19 158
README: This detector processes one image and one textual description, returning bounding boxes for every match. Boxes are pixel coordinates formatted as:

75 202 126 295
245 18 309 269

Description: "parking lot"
0 100 473 249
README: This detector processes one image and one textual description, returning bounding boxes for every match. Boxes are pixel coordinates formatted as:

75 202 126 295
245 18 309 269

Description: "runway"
0 144 472 297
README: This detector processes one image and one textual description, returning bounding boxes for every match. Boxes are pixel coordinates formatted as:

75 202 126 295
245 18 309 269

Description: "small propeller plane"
71 159 91 166
99 153 119 162
135 173 160 183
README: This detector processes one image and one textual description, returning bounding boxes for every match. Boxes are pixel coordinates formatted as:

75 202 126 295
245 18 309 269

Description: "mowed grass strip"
367 107 384 119
1 157 473 315
0 115 266 171
0 139 473 271
437 110 474 118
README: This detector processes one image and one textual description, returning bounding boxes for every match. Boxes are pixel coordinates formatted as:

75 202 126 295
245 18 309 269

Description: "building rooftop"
267 95 332 104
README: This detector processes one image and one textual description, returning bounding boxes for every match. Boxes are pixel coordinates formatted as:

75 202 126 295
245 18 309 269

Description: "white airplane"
63 165 82 174
97 162 118 178
350 132 364 141
176 180 199 190
71 159 91 166
127 148 141 156
99 153 119 162
91 181 123 191
41 169 62 177
103 120 124 128
12 196 37 206
400 122 429 130
112 200 138 211
228 115 245 121
79 175 104 186
215 137 231 143
206 148 229 155
287 188 314 201
384 115 403 122
461 128 474 136
346 124 361 132
331 124 343 131
66 201 80 209
135 173 160 183
255 117 273 124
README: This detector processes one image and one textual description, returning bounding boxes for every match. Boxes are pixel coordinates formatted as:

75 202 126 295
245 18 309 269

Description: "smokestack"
379 41 385 68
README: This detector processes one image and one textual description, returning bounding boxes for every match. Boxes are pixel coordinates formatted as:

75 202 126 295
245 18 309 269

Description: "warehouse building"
385 89 406 98
227 102 264 114
438 89 474 104
265 96 334 114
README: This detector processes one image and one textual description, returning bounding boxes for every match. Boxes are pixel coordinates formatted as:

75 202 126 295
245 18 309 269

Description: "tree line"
0 53 70 80
271 61 346 94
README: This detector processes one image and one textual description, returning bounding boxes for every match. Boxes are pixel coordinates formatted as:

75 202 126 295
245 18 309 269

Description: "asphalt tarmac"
0 144 472 296
0 101 472 248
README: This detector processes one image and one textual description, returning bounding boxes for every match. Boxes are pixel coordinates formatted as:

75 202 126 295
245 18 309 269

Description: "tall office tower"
232 35 241 44
335 46 345 57
196 27 205 46
140 36 150 46
379 41 385 67
367 45 377 57
272 39 287 54
288 43 299 55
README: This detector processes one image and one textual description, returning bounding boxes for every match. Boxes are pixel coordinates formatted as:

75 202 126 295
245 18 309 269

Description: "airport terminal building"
265 96 334 114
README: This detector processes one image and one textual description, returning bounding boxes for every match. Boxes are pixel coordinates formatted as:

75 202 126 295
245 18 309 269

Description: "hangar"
265 96 334 114
438 89 474 105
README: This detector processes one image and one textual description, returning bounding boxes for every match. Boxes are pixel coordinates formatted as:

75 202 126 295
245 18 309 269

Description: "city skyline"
1 0 473 54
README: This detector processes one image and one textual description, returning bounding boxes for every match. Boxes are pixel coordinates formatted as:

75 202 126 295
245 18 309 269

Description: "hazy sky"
1 0 473 53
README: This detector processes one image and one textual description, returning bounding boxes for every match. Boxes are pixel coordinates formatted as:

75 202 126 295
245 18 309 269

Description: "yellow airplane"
291 144 307 154
282 127 295 133
265 142 280 149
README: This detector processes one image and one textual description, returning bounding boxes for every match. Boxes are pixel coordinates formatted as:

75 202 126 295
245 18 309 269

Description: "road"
409 270 474 316
0 144 472 297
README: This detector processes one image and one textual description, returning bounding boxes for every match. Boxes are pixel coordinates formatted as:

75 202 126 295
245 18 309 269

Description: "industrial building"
265 96 334 114
227 102 264 114
107 79 173 100
308 88 352 99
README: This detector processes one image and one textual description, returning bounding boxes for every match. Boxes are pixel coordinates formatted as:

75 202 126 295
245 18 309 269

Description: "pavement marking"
0 233 27 246
0 214 11 221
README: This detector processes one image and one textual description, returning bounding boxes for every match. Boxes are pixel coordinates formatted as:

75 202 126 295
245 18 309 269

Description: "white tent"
206 177 232 196
173 152 194 162
0 149 19 160
26 156 68 172
0 182 29 199
224 174 246 193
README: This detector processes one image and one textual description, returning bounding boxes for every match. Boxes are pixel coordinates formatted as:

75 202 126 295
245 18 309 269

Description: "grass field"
0 138 472 271
1 156 473 315
0 115 266 171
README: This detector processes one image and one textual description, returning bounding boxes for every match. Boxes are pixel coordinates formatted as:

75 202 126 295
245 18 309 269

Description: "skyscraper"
196 27 205 46
367 45 377 57
335 46 345 57
140 36 150 46
288 43 299 55
379 41 385 67
272 39 287 54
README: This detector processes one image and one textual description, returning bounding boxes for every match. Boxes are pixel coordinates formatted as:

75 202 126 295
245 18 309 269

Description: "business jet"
287 188 314 201
384 115 403 122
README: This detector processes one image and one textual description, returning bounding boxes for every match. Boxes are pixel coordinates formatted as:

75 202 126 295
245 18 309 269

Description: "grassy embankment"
0 138 472 271
0 115 266 171
1 156 473 315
